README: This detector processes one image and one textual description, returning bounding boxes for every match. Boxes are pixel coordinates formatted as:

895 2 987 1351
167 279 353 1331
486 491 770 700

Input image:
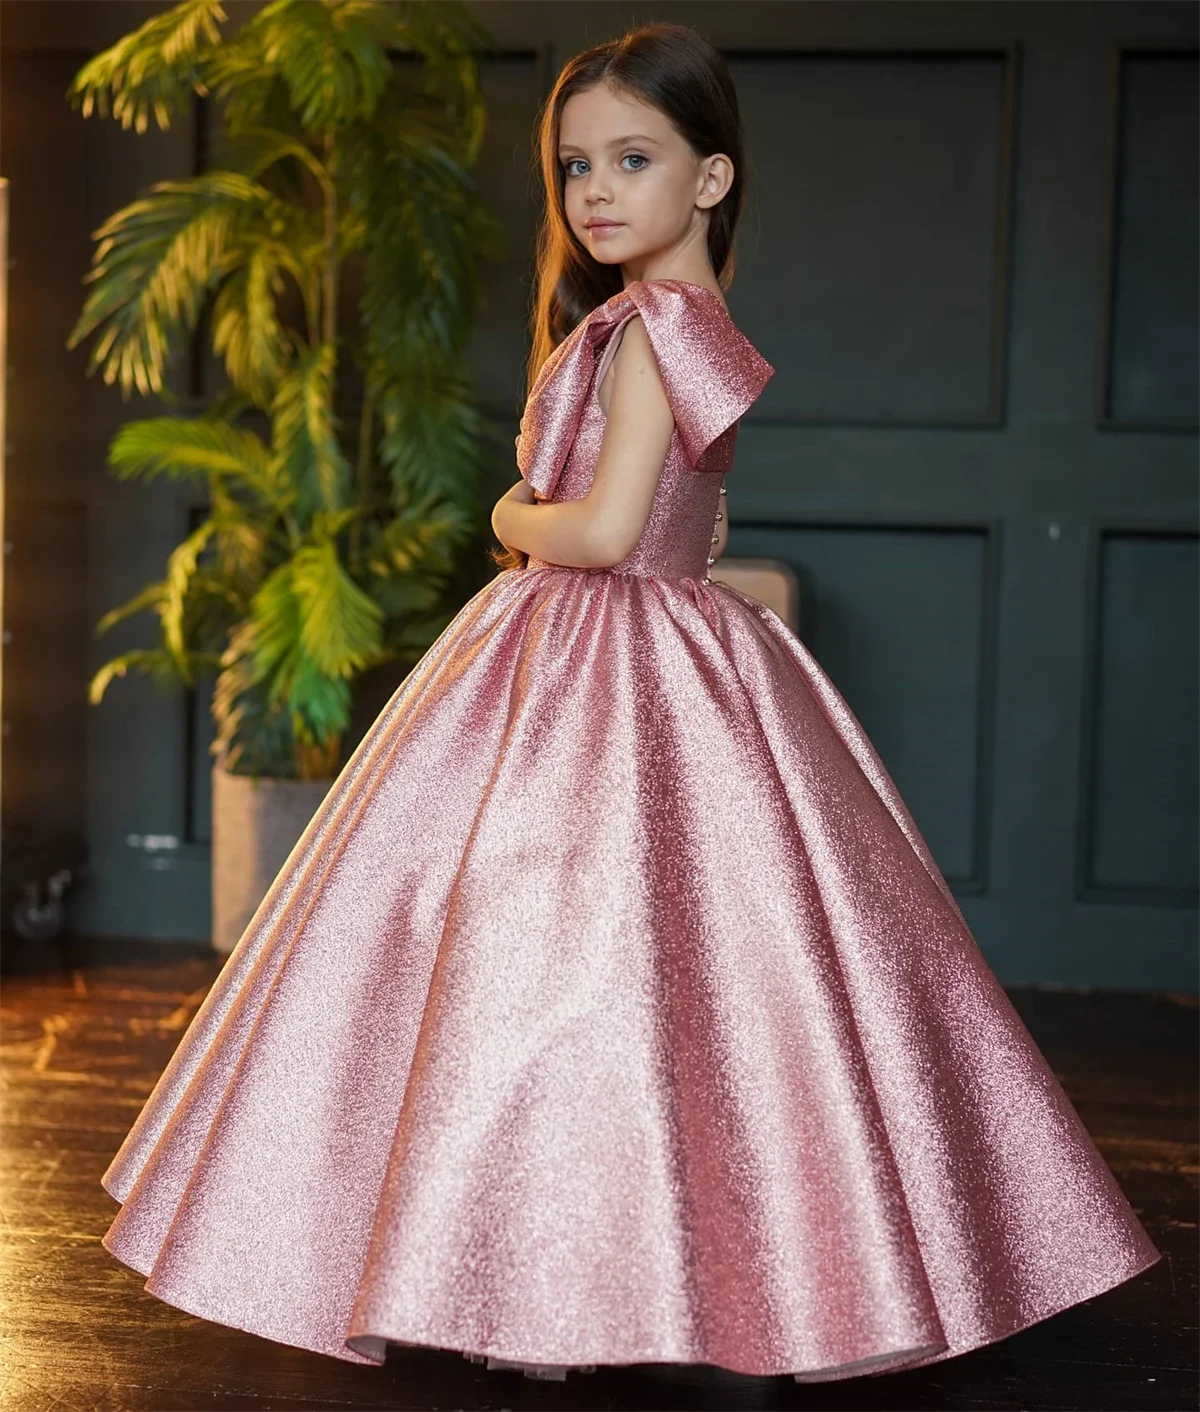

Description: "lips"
585 220 622 230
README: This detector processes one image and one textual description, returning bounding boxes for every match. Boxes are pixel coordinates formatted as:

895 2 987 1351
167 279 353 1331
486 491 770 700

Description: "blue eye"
562 153 649 178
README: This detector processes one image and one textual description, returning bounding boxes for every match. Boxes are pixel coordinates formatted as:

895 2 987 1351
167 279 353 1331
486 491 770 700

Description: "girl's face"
557 82 731 278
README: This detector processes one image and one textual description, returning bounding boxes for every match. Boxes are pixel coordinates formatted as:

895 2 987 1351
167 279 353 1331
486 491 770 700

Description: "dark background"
1 0 1196 987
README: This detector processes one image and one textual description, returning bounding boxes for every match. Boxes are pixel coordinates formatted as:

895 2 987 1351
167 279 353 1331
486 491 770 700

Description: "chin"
579 237 653 270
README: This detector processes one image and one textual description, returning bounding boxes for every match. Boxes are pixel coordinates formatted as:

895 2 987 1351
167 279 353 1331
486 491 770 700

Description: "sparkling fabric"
100 277 1160 1381
518 280 771 586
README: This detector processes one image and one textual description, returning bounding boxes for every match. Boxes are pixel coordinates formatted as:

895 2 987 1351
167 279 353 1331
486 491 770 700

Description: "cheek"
566 185 594 230
630 170 683 222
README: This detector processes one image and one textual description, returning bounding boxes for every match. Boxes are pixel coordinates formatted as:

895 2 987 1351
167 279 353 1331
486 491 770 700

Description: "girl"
100 21 1160 1385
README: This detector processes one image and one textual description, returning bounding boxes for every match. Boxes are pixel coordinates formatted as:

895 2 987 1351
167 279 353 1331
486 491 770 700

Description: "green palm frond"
209 485 274 582
270 342 352 517
356 108 499 373
161 519 221 671
247 0 397 131
211 243 294 407
364 490 470 579
107 415 280 504
177 568 251 653
68 171 279 397
283 656 354 748
212 618 304 773
356 491 468 664
368 574 443 619
390 0 492 164
203 23 294 136
375 370 489 506
71 0 501 777
230 564 359 748
213 122 329 186
310 506 367 540
92 525 252 689
94 581 168 638
67 0 226 133
88 646 222 705
291 538 384 677
233 560 296 692
386 606 457 655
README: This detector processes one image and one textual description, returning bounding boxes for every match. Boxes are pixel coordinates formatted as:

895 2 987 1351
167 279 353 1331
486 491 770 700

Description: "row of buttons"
702 482 727 585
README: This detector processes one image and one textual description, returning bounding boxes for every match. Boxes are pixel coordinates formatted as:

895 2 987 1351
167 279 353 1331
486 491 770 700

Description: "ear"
696 153 734 209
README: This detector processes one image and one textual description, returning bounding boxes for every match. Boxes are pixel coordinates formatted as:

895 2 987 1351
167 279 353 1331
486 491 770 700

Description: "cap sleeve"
626 279 775 470
516 280 774 499
515 310 614 501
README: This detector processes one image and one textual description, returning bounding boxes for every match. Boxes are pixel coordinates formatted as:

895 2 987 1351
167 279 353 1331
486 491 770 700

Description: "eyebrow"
558 133 662 155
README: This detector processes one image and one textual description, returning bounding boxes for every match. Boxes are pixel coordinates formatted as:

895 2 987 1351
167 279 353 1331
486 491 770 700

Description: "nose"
583 167 612 204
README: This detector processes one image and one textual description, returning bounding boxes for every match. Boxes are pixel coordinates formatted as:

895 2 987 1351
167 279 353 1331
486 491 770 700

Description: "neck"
620 235 718 294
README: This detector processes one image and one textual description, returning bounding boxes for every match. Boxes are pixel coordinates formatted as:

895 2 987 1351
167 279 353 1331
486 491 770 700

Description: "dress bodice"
515 279 775 581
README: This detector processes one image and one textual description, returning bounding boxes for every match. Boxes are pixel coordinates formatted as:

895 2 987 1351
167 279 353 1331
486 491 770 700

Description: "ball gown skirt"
99 279 1160 1382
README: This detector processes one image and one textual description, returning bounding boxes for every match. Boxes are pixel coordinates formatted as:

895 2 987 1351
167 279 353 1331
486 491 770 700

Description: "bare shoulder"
611 314 657 375
598 314 669 419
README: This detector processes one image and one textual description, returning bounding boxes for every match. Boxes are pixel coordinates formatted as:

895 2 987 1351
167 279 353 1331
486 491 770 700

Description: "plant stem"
351 380 375 567
322 132 338 355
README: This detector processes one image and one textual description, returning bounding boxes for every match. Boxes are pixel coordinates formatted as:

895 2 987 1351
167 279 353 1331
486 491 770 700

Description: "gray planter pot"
210 764 333 955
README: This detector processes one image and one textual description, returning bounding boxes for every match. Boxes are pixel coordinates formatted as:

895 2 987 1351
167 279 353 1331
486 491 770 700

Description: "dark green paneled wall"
2 2 1195 987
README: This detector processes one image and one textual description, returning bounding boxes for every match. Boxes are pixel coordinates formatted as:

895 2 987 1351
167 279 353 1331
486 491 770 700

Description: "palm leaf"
178 568 251 654
208 486 274 582
71 0 500 777
354 103 503 384
107 415 280 504
212 122 329 185
281 655 353 750
233 561 301 693
203 24 295 136
233 561 362 748
67 0 227 134
367 574 443 618
68 171 279 397
291 538 384 677
161 519 221 670
211 618 300 774
87 646 220 704
247 0 397 132
390 0 492 164
211 242 295 407
375 369 489 506
94 581 167 638
386 606 457 654
270 342 352 517
364 488 470 579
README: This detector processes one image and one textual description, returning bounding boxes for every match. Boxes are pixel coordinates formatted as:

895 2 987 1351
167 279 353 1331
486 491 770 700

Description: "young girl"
100 21 1160 1385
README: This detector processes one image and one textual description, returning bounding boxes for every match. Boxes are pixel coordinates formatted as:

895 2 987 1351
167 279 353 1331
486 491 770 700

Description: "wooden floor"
1 935 1195 1412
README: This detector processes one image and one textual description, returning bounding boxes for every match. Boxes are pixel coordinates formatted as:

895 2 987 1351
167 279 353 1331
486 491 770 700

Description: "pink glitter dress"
100 277 1160 1383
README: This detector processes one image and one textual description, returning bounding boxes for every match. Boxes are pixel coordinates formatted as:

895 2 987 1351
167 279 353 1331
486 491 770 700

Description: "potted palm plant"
67 0 504 951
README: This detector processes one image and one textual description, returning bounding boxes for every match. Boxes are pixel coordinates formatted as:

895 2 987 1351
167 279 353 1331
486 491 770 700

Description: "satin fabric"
100 278 1159 1381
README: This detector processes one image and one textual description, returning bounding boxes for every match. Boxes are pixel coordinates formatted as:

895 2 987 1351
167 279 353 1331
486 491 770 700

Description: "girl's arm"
491 316 675 568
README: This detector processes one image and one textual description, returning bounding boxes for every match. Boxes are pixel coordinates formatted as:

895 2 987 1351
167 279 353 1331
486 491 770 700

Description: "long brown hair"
489 21 749 573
